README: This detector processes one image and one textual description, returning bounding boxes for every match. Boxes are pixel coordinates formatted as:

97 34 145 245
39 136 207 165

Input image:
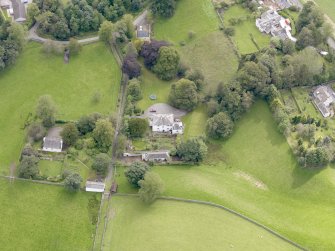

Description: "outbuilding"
85 181 105 193
42 137 63 153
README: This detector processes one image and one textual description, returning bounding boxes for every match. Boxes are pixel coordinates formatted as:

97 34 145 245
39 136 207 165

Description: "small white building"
313 86 335 117
85 181 105 193
149 114 184 134
142 151 170 162
42 137 63 152
136 25 150 41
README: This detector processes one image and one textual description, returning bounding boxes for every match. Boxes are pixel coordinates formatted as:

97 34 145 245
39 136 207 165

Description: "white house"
142 151 170 162
313 86 335 117
256 10 296 42
136 25 150 41
149 114 184 134
85 181 105 193
42 137 63 152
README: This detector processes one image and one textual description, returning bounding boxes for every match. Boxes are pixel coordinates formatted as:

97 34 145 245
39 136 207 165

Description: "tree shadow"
290 162 323 189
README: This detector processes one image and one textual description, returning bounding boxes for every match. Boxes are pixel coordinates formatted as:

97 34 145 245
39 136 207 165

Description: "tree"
18 156 39 179
77 113 103 135
64 173 82 191
61 123 79 146
304 147 329 168
92 119 114 152
127 78 142 101
127 118 148 138
99 21 114 44
176 138 208 163
27 122 46 142
169 78 198 111
237 61 271 96
27 2 40 27
68 38 82 55
206 112 234 139
153 46 180 80
92 153 110 175
124 161 150 187
185 69 205 91
151 0 176 18
139 40 168 68
53 19 70 40
36 95 57 128
138 172 165 203
122 54 141 79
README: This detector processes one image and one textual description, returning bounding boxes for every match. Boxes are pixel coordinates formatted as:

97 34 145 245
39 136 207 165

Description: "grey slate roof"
43 137 62 150
152 114 174 127
143 152 170 161
86 181 105 190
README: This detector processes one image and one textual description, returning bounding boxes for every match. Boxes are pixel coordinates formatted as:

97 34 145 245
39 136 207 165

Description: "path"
28 10 147 45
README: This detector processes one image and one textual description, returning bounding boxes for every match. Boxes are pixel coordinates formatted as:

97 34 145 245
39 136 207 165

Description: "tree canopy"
169 78 198 111
64 173 82 191
92 153 110 175
206 112 234 139
124 161 150 187
36 95 57 128
153 46 180 80
138 172 165 203
92 119 114 152
151 0 176 18
61 123 79 146
176 138 208 163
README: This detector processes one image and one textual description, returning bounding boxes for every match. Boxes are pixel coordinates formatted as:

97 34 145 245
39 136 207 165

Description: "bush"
169 78 198 111
122 54 141 79
67 38 82 55
124 161 150 187
42 40 64 55
36 95 57 128
77 113 103 135
92 119 114 152
127 78 142 101
92 153 110 175
27 122 46 142
224 27 235 36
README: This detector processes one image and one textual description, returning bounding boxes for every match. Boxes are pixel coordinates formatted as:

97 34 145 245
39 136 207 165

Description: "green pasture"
0 178 99 250
116 101 335 250
102 196 298 251
0 42 121 174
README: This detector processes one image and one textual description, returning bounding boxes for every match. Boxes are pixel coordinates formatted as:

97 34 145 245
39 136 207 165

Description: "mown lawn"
137 66 172 111
223 5 271 54
116 101 335 250
0 42 121 174
153 0 238 91
182 105 208 139
0 178 99 250
103 196 298 251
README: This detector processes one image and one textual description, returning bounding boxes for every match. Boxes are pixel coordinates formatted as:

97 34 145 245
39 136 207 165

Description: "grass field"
182 105 208 139
116 101 335 250
153 0 239 91
223 5 271 54
310 0 335 23
102 196 298 251
137 66 172 111
0 178 99 250
0 42 121 174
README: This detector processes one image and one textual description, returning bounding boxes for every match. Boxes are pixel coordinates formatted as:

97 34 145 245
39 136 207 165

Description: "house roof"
137 25 150 38
86 181 105 190
43 137 62 150
313 86 335 117
152 114 174 127
0 0 11 7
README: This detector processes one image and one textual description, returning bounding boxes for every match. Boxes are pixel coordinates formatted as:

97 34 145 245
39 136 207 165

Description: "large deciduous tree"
169 78 198 111
151 0 176 18
18 156 39 179
127 118 148 138
92 119 114 152
153 46 180 80
36 95 57 128
64 173 82 191
176 138 208 163
122 54 141 79
61 123 79 146
206 112 234 139
139 40 168 68
124 161 150 187
138 172 165 203
92 153 110 175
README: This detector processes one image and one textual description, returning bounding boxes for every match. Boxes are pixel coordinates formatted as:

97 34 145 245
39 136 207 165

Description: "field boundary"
0 175 64 186
114 193 307 251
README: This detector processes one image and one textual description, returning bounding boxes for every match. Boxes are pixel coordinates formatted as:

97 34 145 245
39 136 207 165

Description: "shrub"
127 118 148 138
27 122 46 142
92 119 114 152
176 138 208 163
153 46 180 80
77 113 103 135
36 95 57 128
122 54 141 79
206 112 234 139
